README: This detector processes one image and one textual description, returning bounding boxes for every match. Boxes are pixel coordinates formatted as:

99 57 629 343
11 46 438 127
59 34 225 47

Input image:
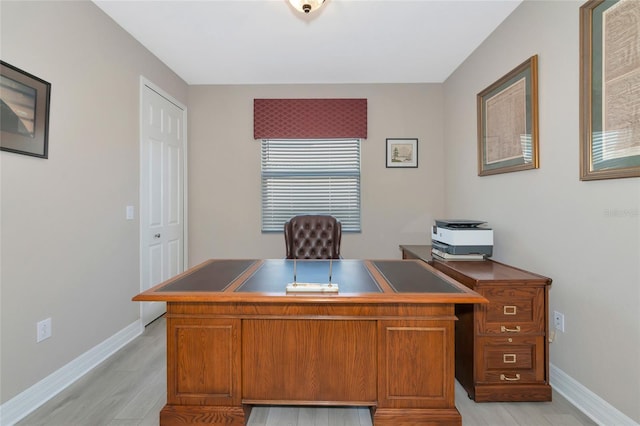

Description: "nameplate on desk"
286 283 339 293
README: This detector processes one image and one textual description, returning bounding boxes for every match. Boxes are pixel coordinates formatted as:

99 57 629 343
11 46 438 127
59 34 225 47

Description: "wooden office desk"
400 245 552 402
133 259 487 426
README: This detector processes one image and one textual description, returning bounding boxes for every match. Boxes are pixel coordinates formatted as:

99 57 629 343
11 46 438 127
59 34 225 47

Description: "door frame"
138 76 188 322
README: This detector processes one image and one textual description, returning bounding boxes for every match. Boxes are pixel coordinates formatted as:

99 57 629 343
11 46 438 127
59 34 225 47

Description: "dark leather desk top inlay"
159 259 256 292
156 259 462 294
373 260 463 293
237 259 382 293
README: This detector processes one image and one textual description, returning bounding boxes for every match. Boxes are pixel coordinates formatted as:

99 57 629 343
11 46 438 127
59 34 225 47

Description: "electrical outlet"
553 311 565 332
37 318 52 342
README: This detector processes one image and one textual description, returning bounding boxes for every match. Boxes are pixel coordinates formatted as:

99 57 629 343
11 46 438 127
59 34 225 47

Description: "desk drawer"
476 336 545 384
477 286 545 334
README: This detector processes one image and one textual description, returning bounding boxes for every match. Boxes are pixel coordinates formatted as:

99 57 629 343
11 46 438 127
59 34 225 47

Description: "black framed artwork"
1 61 51 158
386 138 418 168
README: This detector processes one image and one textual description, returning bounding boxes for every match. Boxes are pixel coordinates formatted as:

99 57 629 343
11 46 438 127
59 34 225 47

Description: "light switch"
126 205 135 220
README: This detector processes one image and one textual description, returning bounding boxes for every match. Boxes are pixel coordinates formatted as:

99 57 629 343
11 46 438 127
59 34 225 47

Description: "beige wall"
443 0 640 422
0 1 188 403
187 84 445 264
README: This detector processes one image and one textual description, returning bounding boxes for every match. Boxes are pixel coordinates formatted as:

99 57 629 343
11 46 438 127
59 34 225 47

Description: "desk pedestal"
160 301 461 426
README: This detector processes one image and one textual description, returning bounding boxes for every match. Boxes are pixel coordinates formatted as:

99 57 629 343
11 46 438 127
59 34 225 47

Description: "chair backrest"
284 215 342 259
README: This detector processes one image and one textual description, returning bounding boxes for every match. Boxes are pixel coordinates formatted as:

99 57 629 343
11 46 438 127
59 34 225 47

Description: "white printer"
431 219 493 257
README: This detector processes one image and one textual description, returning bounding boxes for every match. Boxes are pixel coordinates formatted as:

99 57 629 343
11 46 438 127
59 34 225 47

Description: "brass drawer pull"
503 305 517 315
503 354 517 363
500 325 521 333
500 373 521 381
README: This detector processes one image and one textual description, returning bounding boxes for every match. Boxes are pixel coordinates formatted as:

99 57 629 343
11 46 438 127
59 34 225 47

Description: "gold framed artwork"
477 55 539 176
0 61 51 158
580 0 640 180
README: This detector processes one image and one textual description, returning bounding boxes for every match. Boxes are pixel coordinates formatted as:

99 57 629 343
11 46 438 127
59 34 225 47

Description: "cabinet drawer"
477 286 545 334
476 336 546 384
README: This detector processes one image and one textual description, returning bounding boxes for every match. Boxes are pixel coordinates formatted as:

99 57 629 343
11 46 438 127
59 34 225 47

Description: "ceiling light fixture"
288 0 326 14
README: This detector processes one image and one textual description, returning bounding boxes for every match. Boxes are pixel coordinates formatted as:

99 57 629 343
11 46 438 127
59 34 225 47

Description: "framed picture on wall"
0 61 51 158
579 0 640 180
477 55 539 176
386 138 418 168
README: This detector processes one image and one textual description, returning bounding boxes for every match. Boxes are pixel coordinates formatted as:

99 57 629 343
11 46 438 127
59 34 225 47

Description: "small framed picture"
1 61 51 158
386 138 418 168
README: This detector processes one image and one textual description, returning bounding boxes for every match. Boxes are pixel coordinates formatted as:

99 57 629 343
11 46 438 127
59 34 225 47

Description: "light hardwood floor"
17 316 596 426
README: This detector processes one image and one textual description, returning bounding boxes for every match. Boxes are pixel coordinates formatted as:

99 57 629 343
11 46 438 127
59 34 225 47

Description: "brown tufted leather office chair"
284 215 342 259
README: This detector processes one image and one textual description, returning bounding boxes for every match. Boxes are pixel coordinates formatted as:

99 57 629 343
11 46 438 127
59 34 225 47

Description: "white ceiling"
93 0 522 85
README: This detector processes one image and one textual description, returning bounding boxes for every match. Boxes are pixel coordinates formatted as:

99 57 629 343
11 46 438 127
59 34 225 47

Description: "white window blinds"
261 139 361 232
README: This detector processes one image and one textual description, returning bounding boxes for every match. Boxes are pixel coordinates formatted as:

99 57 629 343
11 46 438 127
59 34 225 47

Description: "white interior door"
140 81 186 325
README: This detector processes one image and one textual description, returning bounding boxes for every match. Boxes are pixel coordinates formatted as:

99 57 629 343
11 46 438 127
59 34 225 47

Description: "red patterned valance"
254 98 367 139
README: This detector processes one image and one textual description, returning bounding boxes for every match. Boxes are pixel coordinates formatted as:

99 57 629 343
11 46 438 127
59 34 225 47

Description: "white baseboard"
0 320 143 426
550 363 639 426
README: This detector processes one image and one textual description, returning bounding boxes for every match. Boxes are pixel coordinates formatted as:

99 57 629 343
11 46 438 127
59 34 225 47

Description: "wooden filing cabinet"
400 245 552 402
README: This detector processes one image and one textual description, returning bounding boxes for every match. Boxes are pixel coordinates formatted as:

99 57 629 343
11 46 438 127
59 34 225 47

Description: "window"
261 139 361 232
